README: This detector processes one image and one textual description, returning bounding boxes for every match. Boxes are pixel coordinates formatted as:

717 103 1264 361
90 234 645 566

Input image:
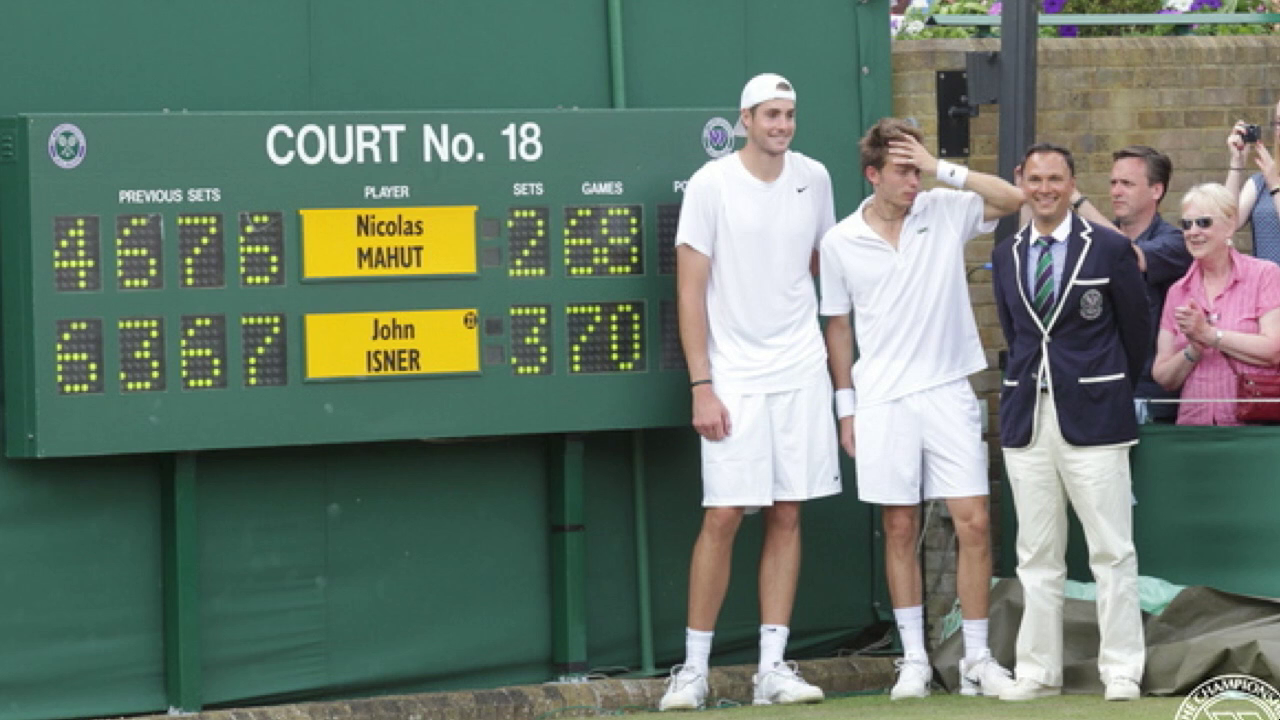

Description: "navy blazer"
992 215 1151 448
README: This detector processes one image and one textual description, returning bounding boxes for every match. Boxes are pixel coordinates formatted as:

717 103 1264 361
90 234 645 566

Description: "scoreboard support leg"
549 435 589 679
631 430 657 675
162 452 203 712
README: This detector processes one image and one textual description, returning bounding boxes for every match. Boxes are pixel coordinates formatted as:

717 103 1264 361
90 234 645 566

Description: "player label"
304 309 479 379
300 206 477 278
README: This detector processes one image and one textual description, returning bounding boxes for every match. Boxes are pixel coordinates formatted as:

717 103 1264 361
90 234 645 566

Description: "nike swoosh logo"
796 186 809 193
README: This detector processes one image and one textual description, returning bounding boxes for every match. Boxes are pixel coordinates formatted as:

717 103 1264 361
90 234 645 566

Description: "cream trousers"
1002 392 1145 687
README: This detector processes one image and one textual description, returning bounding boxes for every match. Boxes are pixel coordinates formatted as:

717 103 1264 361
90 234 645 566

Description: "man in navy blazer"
991 143 1149 703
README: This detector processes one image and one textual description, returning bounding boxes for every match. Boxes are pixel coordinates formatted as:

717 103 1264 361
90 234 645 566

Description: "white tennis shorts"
854 377 987 505
701 368 842 508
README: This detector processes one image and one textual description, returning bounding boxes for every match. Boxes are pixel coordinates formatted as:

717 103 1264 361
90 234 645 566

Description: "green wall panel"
0 2 313 114
621 0 891 218
0 456 166 720
308 0 613 111
197 449 330 704
582 432 643 672
1000 425 1280 599
196 440 554 705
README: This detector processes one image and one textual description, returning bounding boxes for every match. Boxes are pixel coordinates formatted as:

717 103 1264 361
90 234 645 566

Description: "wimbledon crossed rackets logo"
48 123 87 169
702 117 734 159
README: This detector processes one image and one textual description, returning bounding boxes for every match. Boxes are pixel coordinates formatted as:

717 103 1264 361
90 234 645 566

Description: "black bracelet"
689 379 712 388
1072 196 1088 210
1270 186 1280 197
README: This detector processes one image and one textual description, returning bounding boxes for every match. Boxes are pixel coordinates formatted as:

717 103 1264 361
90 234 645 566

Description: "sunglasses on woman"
1179 217 1214 230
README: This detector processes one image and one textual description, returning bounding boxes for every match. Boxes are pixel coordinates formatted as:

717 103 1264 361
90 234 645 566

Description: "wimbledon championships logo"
702 117 734 158
49 123 87 169
1176 674 1280 720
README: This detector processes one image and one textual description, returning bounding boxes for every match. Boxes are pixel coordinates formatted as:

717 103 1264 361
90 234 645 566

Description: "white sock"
684 628 713 675
962 618 990 662
759 624 789 673
893 606 927 661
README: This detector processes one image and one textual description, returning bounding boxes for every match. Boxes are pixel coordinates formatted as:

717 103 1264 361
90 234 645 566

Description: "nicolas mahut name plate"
301 206 479 379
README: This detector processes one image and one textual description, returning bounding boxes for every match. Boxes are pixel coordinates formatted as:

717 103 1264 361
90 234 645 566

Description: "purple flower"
989 1 1003 14
1059 24 1079 36
1042 0 1067 13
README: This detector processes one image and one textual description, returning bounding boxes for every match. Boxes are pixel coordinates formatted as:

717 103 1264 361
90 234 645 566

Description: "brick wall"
889 34 1277 643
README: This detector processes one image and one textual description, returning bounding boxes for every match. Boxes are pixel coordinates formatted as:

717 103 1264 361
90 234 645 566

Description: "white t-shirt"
819 188 994 407
676 151 836 393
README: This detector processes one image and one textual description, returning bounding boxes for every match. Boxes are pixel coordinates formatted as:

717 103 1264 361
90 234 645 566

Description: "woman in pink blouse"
1152 183 1280 425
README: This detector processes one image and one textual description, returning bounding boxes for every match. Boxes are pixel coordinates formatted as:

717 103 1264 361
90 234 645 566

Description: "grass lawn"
630 693 1186 719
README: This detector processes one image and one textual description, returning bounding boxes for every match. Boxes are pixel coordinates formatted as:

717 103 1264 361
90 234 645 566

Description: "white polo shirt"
819 188 993 407
677 151 835 394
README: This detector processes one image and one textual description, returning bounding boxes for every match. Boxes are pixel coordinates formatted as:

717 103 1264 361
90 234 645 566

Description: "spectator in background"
1224 103 1280 263
1073 146 1192 422
1152 184 1280 425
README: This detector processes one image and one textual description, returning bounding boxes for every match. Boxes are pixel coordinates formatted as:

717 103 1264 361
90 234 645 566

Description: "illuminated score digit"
500 122 543 162
239 211 284 286
564 205 643 277
507 207 549 277
53 215 101 292
509 305 551 375
242 313 287 387
566 301 646 374
178 213 225 288
180 315 227 390
119 317 165 392
116 213 163 290
55 318 104 395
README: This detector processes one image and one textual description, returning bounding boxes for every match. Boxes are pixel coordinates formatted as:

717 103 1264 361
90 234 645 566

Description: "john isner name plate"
304 309 479 379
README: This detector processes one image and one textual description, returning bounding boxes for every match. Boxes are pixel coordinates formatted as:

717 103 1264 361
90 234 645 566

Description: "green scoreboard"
0 110 737 457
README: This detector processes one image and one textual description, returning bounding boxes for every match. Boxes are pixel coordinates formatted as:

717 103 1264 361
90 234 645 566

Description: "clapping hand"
1174 299 1210 347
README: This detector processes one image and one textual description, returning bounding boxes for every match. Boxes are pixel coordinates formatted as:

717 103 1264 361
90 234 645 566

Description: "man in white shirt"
820 118 1022 700
659 73 838 711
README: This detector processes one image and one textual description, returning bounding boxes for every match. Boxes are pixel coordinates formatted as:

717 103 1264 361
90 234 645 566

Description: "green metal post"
632 430 656 675
606 0 628 109
162 452 202 711
854 0 894 623
854 0 894 198
549 436 589 678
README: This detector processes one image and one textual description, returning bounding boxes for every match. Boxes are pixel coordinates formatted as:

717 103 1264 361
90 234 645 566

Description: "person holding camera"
1224 104 1280 263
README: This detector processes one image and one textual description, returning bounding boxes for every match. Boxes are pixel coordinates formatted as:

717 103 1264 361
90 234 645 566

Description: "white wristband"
936 159 969 189
834 388 857 418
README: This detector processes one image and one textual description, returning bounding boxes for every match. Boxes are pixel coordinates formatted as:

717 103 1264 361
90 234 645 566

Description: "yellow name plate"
304 309 479 379
300 206 478 279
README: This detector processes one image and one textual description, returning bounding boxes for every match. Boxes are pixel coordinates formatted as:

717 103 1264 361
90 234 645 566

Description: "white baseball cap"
739 73 796 110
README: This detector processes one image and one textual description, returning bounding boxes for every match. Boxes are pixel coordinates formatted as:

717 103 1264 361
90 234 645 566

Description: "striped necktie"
1032 236 1056 325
